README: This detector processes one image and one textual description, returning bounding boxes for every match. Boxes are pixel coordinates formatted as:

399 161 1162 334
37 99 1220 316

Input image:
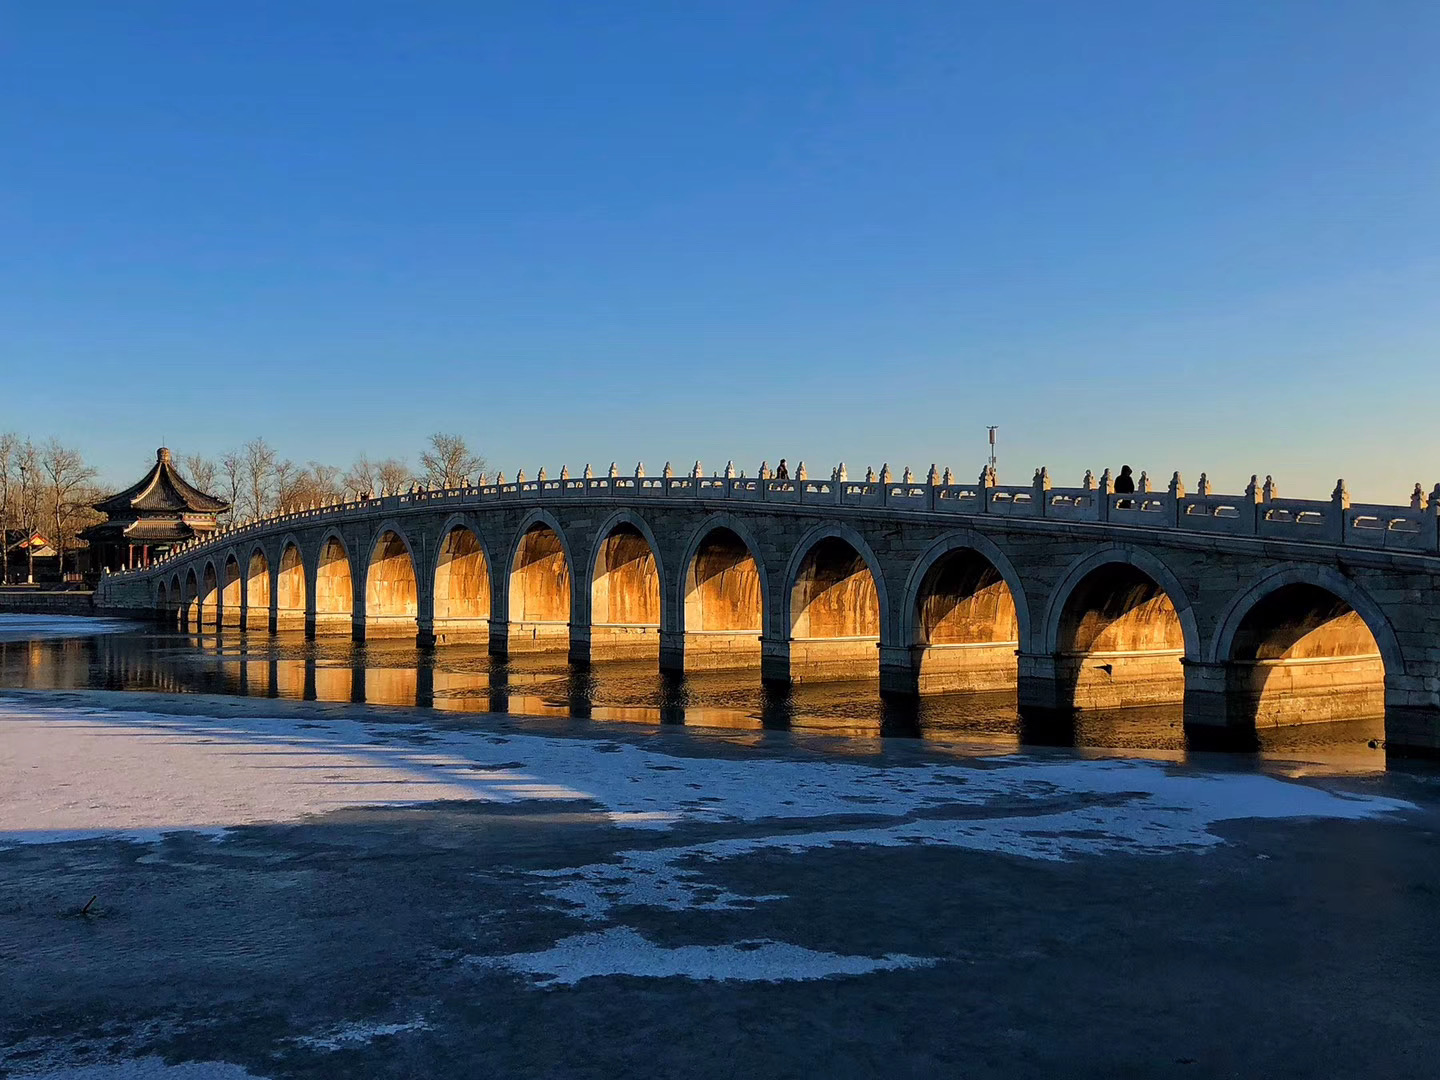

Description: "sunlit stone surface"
93 470 1440 754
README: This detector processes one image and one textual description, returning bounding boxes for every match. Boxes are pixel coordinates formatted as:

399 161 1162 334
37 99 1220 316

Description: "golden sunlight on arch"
590 522 661 661
1056 563 1185 710
681 527 762 672
507 522 570 653
433 525 490 644
911 548 1019 694
788 536 879 682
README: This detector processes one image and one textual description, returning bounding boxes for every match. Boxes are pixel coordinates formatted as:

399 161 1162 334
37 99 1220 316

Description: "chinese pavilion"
83 448 230 571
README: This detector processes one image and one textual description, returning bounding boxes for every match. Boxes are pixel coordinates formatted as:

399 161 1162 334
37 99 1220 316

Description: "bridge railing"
106 469 1440 582
1255 498 1338 543
1177 492 1253 534
1347 502 1436 551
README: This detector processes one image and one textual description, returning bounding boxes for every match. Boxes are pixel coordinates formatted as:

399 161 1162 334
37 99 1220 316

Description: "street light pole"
18 462 33 585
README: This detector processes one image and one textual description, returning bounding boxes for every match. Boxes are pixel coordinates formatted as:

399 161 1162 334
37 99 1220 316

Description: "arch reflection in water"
0 629 1386 768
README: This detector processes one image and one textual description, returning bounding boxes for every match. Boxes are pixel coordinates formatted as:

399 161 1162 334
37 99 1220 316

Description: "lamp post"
17 461 32 585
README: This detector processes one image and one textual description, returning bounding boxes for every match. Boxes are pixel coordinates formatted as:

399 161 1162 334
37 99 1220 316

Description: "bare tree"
377 458 414 496
242 438 277 519
219 449 244 522
63 482 105 574
277 461 342 509
14 440 39 583
419 433 483 489
273 459 297 512
0 433 16 583
180 453 218 497
40 439 97 580
309 462 343 503
343 456 379 500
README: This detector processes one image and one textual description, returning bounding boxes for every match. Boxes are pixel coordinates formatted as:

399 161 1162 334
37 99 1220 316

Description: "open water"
0 615 1388 767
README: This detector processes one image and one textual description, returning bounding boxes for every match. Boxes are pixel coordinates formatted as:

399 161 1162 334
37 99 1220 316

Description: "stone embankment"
0 588 96 616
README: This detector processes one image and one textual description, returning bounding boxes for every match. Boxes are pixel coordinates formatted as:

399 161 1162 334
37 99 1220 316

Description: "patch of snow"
0 697 1411 857
533 763 1414 918
471 926 936 986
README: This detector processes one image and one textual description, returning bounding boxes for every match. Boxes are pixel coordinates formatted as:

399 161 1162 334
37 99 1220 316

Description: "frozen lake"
2 615 1437 1078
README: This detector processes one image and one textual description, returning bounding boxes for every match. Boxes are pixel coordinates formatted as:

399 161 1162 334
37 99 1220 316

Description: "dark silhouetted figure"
775 459 790 480
1114 464 1136 509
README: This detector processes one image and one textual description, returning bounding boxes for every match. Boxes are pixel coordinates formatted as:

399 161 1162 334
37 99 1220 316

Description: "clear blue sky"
3 1 1437 499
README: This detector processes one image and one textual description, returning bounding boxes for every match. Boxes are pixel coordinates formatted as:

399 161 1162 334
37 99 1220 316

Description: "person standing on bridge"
775 459 790 480
1114 464 1136 508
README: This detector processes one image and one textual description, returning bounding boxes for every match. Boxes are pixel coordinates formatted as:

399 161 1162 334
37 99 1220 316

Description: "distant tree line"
177 432 486 523
0 433 101 583
0 432 484 581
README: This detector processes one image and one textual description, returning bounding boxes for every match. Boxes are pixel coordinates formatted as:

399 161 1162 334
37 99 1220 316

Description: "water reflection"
0 628 1389 767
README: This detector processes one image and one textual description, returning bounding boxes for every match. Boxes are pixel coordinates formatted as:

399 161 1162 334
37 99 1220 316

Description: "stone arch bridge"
98 468 1440 755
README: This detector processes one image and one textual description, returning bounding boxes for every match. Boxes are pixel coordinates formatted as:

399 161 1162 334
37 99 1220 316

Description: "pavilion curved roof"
94 448 229 515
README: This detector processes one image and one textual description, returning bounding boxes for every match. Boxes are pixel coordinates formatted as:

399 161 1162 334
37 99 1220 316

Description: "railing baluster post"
1332 480 1349 545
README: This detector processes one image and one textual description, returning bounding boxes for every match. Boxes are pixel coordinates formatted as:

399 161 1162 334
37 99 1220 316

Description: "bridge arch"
314 530 355 634
168 573 182 627
183 568 199 629
585 510 665 661
245 546 271 629
221 552 242 627
200 560 219 627
677 514 768 672
275 537 306 630
362 522 421 638
432 514 492 642
900 530 1030 694
782 522 889 682
505 509 573 652
156 579 168 620
1210 565 1397 728
1042 545 1199 710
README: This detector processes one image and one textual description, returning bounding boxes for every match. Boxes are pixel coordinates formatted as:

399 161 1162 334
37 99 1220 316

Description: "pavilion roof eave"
94 449 230 515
